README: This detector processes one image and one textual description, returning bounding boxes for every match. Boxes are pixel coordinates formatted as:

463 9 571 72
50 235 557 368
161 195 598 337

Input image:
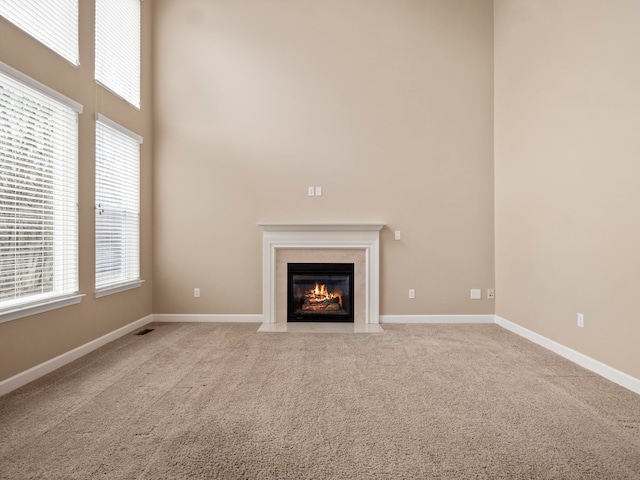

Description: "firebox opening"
287 263 355 323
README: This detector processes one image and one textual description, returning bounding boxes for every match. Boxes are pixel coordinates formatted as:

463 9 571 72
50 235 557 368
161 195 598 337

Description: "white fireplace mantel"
258 223 384 324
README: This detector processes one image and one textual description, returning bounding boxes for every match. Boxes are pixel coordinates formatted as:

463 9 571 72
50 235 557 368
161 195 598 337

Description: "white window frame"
0 0 79 66
0 61 83 324
95 0 141 108
94 114 143 297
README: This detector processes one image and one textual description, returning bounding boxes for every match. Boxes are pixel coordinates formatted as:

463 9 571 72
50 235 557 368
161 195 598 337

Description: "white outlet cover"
315 186 322 196
470 289 482 300
308 187 315 196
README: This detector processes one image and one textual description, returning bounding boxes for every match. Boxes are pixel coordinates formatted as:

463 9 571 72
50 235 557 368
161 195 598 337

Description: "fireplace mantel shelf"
258 223 385 232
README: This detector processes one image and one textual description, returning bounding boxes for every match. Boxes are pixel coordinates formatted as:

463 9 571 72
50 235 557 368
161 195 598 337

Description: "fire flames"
302 282 343 311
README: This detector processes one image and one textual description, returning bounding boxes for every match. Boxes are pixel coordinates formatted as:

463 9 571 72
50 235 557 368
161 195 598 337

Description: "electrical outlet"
409 289 415 299
577 313 584 328
487 288 495 299
194 288 200 298
394 231 401 240
307 186 315 196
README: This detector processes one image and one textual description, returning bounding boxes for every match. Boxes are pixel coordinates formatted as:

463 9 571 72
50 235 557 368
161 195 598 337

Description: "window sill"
94 279 144 298
0 294 85 324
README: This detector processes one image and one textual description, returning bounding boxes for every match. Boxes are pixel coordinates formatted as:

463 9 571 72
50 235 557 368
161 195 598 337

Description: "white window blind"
0 63 80 314
95 115 141 291
0 0 79 66
95 0 141 108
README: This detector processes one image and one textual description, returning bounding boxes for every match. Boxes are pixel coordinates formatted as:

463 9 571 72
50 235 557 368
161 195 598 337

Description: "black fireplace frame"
287 263 355 323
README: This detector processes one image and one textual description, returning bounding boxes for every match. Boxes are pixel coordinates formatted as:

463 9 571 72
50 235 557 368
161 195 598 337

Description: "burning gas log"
301 283 343 312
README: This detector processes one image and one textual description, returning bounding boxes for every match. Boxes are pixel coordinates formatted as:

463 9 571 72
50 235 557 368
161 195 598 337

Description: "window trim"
0 295 85 324
95 113 143 144
94 279 144 299
0 61 82 113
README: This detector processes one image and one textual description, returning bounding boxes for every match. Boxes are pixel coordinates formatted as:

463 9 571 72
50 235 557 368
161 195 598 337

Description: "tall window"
95 0 141 108
0 1 79 66
95 115 141 294
0 62 80 320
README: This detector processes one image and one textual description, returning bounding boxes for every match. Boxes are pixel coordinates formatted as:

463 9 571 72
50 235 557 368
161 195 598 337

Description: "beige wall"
0 1 154 382
494 0 640 378
152 0 495 316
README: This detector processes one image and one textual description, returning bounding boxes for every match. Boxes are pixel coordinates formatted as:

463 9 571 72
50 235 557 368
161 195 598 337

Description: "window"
0 0 79 66
95 115 141 295
95 0 141 108
0 62 81 322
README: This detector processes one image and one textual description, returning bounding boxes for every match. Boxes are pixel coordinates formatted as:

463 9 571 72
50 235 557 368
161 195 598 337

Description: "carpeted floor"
1 322 639 479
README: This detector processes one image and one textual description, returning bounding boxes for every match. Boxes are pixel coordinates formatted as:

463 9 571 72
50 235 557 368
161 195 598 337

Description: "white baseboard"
380 314 495 324
0 314 154 397
495 315 640 396
152 314 263 323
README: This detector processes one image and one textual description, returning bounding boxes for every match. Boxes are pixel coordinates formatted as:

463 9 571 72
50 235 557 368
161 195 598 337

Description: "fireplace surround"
258 224 383 325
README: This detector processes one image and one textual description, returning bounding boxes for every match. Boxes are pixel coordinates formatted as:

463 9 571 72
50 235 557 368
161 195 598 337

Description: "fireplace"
258 223 383 325
288 263 355 322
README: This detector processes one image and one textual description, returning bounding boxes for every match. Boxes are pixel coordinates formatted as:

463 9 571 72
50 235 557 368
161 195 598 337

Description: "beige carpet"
1 322 639 479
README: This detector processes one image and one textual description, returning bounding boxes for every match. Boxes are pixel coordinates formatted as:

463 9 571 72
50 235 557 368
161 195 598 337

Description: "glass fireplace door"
287 263 354 322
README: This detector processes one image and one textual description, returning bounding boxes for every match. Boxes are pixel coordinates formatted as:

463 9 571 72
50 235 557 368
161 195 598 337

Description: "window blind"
0 0 79 65
0 64 79 313
95 115 141 290
95 0 141 108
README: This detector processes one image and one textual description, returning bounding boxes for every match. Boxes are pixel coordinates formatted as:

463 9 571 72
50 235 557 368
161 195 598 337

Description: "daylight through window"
95 115 141 292
0 64 80 315
95 0 141 108
0 0 79 65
